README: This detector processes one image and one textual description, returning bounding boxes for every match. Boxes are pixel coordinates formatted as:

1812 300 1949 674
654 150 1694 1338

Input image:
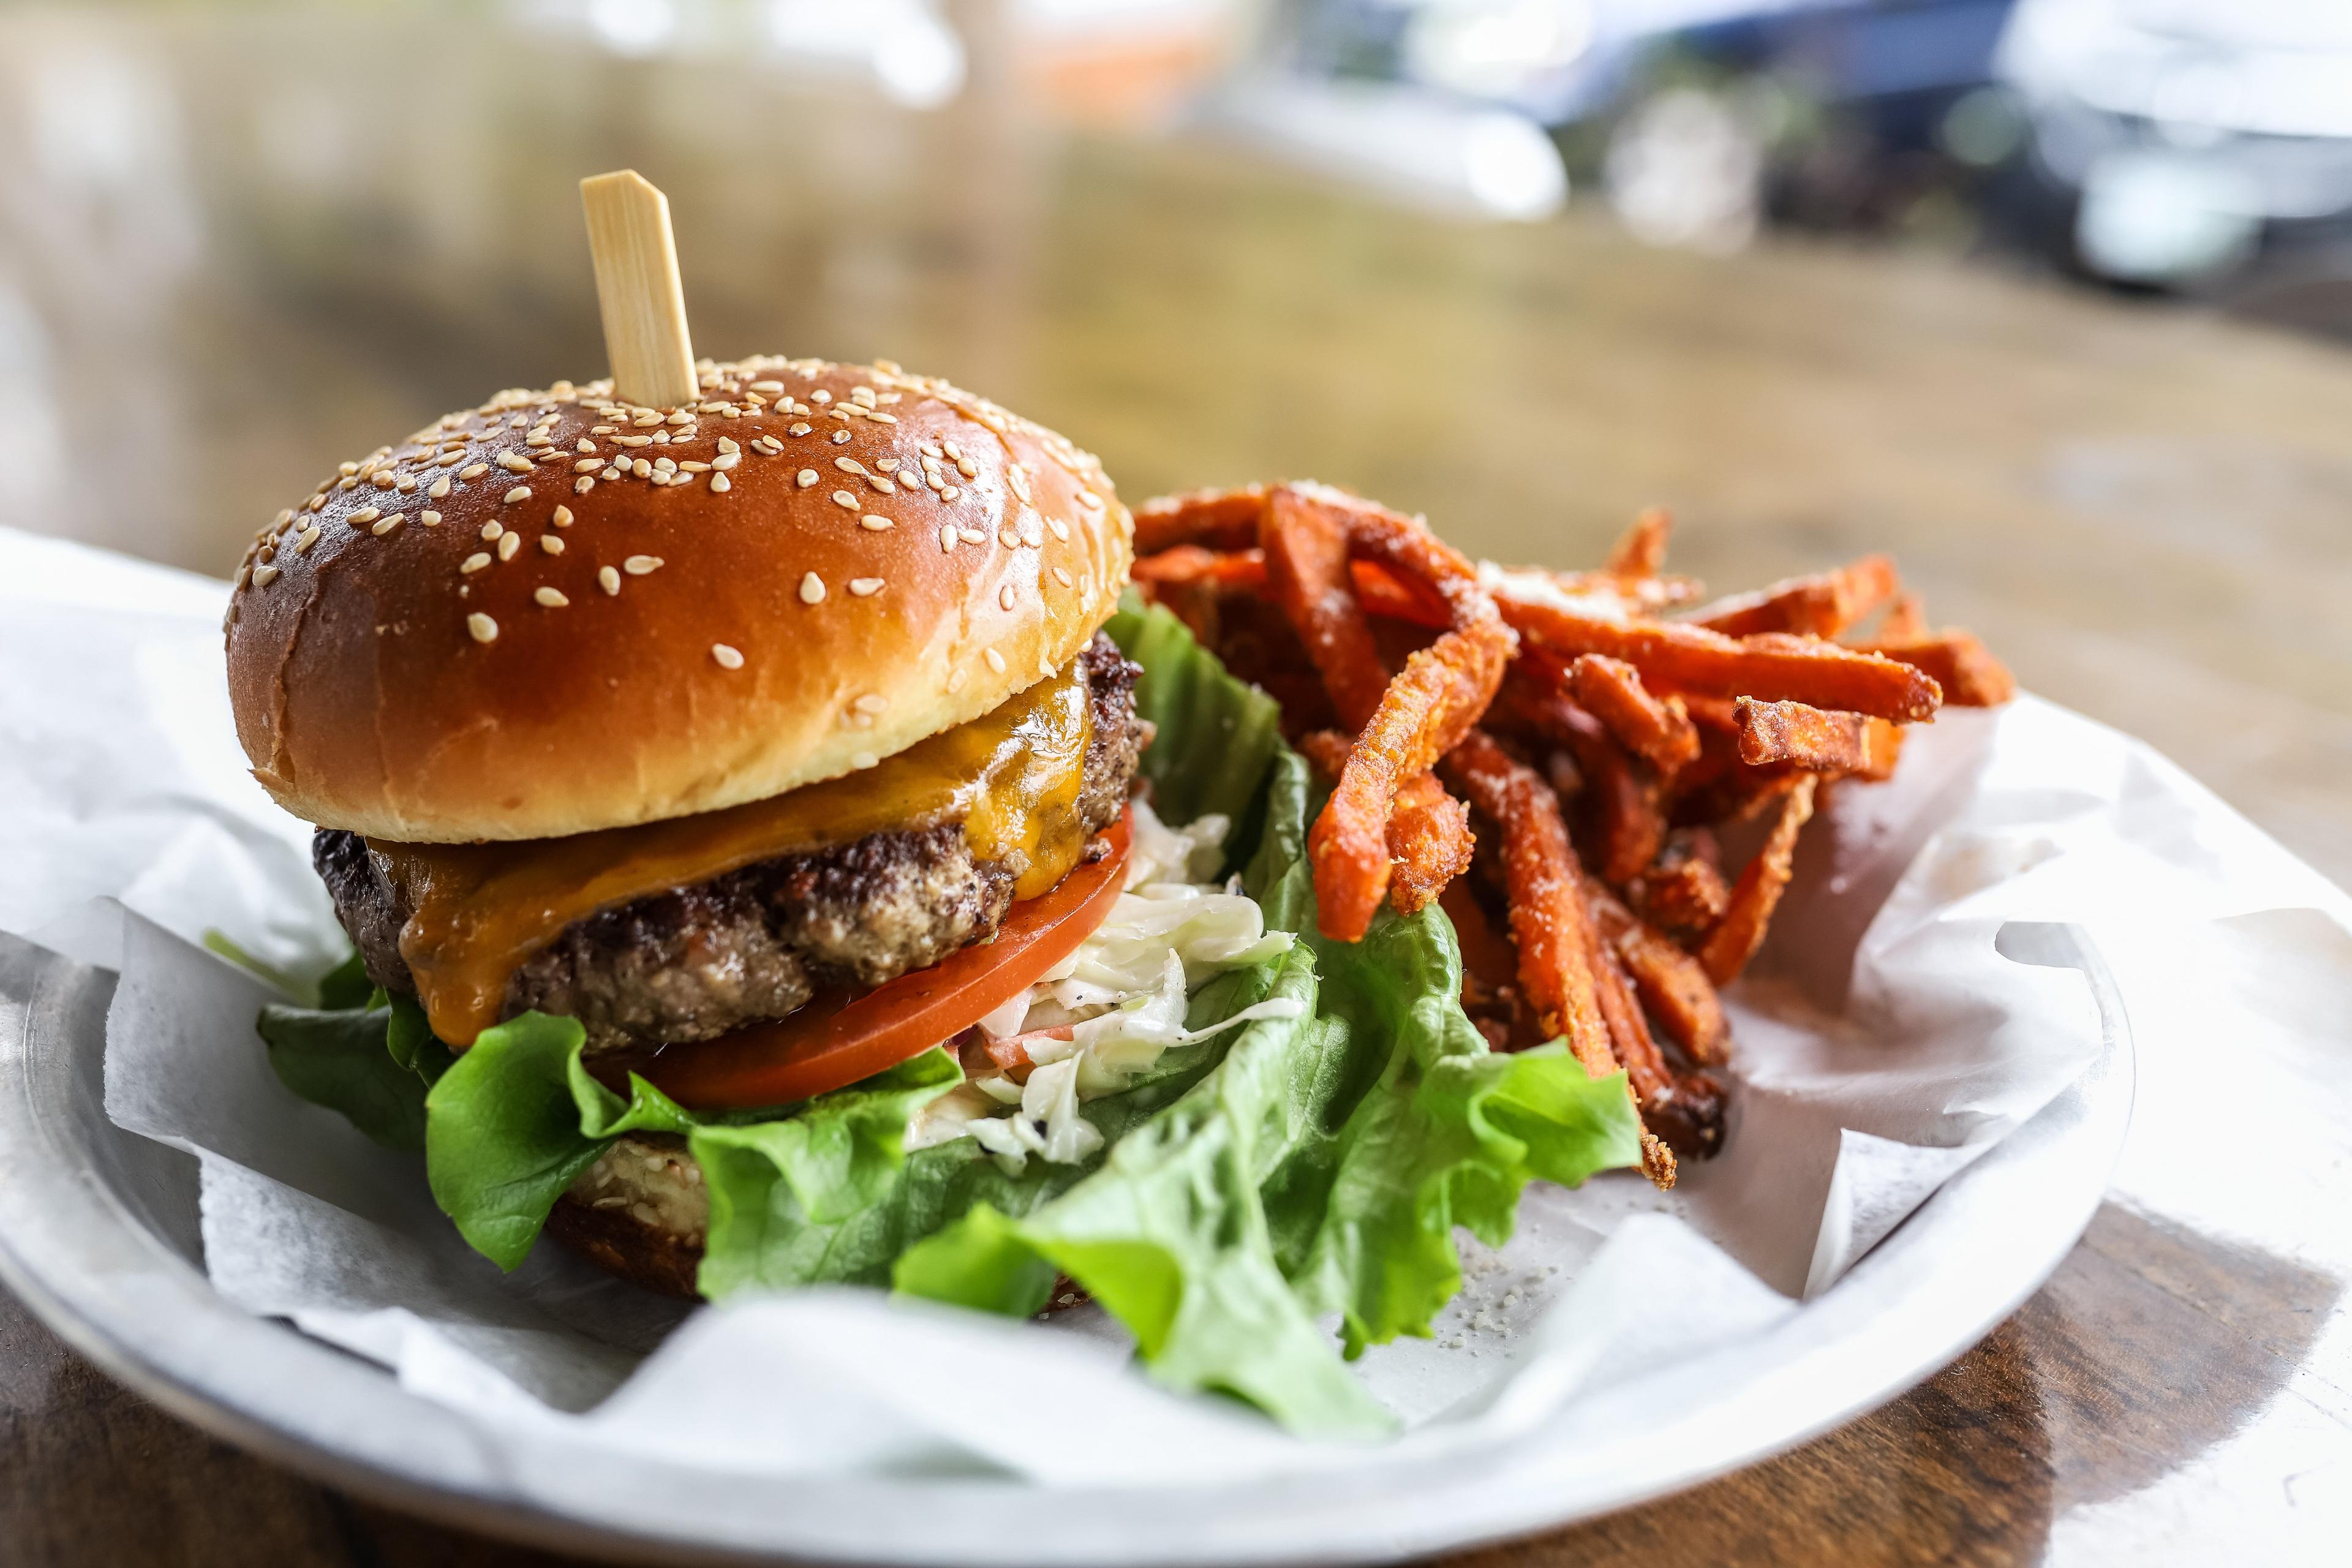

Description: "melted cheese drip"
372 663 1095 1046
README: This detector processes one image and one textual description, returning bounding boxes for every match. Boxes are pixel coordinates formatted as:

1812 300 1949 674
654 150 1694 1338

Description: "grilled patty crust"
315 635 1144 1055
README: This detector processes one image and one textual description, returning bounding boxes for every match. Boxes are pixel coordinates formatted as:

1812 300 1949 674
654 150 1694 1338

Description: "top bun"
225 358 1133 843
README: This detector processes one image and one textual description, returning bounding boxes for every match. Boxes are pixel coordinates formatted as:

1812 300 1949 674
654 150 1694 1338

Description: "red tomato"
643 810 1133 1110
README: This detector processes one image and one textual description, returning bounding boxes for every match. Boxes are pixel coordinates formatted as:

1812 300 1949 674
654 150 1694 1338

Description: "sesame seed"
835 458 865 475
832 491 858 510
998 584 1016 611
984 647 1007 673
421 510 441 526
498 532 521 561
251 564 281 587
503 486 532 503
295 526 321 553
576 477 596 494
574 458 601 472
959 527 986 544
797 470 818 488
434 451 467 467
576 438 596 453
598 565 621 595
959 458 981 480
712 643 745 669
868 412 898 425
350 506 382 524
535 586 569 608
1006 464 1029 499
943 442 962 460
372 516 401 536
938 524 957 552
1079 490 1106 513
711 472 731 493
429 478 451 499
853 693 888 714
811 389 833 404
613 435 652 447
712 453 739 471
869 477 897 495
717 437 740 454
1048 517 1069 541
551 505 573 527
541 535 564 555
1052 567 1072 587
849 578 883 597
498 452 533 473
624 555 663 576
632 459 652 478
851 750 879 770
467 612 498 643
799 572 826 604
481 521 504 541
946 666 968 693
999 529 1021 549
788 423 812 437
941 487 961 502
830 431 851 445
860 514 892 532
751 380 785 393
461 552 491 573
460 463 489 480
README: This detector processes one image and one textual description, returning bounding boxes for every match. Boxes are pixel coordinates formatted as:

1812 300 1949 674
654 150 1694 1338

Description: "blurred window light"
1604 88 1761 254
1402 0 1596 100
1214 74 1568 219
2076 153 2260 282
767 0 967 108
1999 0 2352 141
587 0 679 57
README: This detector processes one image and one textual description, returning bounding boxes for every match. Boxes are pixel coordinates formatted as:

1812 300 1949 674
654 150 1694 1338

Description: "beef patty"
316 635 1144 1056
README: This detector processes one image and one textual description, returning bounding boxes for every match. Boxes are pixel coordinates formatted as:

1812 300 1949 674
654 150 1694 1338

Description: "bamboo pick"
579 170 698 409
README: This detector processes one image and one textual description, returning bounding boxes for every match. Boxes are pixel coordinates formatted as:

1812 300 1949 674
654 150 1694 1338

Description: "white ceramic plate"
0 919 2130 1566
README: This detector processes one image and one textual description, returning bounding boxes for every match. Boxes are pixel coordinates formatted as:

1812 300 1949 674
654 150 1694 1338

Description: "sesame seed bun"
225 357 1133 843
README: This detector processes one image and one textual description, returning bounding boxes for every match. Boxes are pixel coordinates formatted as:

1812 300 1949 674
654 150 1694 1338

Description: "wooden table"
2 10 2348 1564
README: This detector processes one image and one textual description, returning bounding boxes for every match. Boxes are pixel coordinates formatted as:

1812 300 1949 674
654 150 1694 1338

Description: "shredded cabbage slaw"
908 800 1302 1170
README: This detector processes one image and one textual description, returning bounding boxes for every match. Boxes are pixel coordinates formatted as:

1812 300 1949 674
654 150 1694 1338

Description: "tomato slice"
642 810 1133 1110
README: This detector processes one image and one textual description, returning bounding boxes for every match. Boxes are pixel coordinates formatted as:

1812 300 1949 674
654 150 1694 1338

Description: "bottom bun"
545 1131 1096 1312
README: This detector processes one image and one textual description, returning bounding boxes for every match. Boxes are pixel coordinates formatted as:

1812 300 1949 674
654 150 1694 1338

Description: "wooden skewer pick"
579 170 698 409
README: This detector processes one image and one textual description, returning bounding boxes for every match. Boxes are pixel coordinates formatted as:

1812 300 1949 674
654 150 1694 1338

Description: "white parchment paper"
8 524 2347 1488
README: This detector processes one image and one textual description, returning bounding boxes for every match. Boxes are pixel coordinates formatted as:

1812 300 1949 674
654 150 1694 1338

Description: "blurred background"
2 0 2348 884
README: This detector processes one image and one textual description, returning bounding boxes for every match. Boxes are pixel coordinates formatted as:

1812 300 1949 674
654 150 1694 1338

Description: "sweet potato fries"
1131 484 2011 1186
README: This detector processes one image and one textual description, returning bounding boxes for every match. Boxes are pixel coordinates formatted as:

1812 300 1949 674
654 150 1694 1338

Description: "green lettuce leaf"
257 992 433 1152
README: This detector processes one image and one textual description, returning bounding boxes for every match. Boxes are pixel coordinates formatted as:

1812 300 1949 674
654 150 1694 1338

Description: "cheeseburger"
227 356 1151 1294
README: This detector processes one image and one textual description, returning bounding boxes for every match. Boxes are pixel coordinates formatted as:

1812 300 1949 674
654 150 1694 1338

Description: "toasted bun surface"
226 358 1131 842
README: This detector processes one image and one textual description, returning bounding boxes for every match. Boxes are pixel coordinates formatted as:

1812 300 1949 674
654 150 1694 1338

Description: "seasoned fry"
1491 675 1666 887
1735 697 1874 771
1853 629 2015 707
1298 731 1472 919
1129 544 1266 589
1386 772 1475 916
1605 506 1672 579
1441 730 1616 1082
1876 590 1928 642
1628 853 1729 942
1689 554 1899 639
1310 619 1517 940
1351 559 1451 627
1698 774 1819 985
1587 879 1730 1066
1262 489 1391 728
1583 887 1723 1164
1488 574 1942 721
1854 717 1904 782
1570 654 1702 772
1133 483 1267 555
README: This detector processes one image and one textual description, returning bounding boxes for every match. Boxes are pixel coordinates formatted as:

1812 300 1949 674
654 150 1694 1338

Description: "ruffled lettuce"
257 601 1643 1432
